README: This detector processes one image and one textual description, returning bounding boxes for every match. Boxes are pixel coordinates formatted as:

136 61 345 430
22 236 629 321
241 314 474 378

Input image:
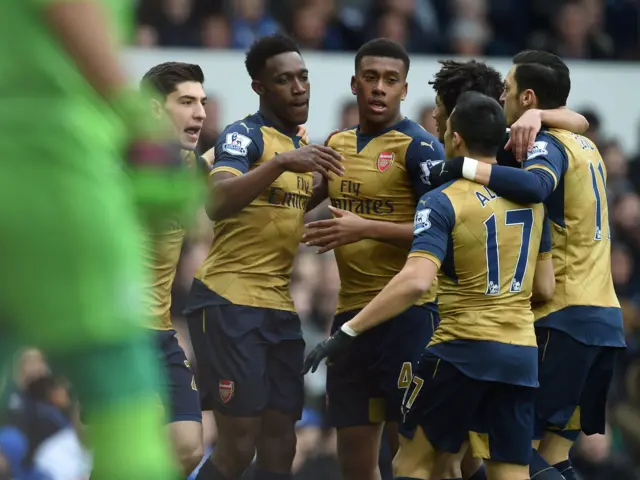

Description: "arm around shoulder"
540 107 589 134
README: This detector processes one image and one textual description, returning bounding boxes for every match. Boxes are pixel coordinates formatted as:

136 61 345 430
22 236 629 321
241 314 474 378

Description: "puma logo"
421 141 435 150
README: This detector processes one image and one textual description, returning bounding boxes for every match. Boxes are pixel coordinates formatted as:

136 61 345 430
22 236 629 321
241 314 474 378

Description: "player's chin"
364 110 393 126
286 104 309 125
179 135 199 151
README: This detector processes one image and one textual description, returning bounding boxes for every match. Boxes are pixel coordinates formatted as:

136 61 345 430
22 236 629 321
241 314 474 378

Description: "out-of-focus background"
2 0 640 478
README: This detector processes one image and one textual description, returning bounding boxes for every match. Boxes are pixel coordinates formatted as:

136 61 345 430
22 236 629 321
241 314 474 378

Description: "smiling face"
160 81 207 150
352 56 407 128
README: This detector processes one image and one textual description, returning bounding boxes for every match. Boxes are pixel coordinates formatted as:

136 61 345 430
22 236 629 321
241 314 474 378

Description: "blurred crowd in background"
135 0 640 60
2 1 640 478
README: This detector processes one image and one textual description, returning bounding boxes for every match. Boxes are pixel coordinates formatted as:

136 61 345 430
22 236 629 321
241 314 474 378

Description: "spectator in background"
417 103 438 137
136 0 202 47
446 0 514 55
0 427 28 480
601 141 634 204
528 0 614 59
339 101 359 130
230 0 280 49
363 0 439 52
290 3 331 50
377 10 410 47
202 15 231 48
197 96 222 154
581 108 603 147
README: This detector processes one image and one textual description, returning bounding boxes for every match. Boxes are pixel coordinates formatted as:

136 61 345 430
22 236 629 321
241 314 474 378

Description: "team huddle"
138 34 624 480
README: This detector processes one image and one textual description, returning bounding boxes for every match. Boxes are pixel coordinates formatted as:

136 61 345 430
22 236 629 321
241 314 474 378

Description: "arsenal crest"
219 380 235 404
377 152 395 172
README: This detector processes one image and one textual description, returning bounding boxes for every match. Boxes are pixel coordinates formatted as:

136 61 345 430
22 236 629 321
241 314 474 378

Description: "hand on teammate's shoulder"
505 109 543 162
428 157 465 187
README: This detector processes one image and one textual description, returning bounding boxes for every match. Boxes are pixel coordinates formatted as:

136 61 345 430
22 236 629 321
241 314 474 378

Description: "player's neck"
258 107 299 136
358 112 403 135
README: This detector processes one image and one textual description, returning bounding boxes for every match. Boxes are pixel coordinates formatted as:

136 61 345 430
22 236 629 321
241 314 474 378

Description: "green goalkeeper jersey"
0 0 132 159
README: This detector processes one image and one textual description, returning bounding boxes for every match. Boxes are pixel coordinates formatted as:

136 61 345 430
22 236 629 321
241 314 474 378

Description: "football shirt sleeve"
408 191 455 269
211 123 264 176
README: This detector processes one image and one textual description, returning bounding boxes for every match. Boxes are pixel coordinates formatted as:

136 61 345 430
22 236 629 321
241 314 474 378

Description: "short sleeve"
523 132 569 191
539 215 553 260
405 131 446 198
409 191 455 268
211 122 264 177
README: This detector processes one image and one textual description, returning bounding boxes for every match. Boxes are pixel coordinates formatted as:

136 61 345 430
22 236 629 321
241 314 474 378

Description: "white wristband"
340 324 359 337
462 157 479 181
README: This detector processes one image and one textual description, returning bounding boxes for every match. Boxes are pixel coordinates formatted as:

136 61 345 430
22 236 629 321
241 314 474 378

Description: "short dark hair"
355 38 410 75
430 60 504 116
245 34 301 80
512 50 570 109
141 62 204 98
450 91 506 157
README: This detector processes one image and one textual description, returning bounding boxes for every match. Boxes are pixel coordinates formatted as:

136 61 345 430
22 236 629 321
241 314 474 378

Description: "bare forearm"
306 174 328 212
207 160 285 220
540 108 589 134
364 221 414 249
347 272 425 334
42 2 128 100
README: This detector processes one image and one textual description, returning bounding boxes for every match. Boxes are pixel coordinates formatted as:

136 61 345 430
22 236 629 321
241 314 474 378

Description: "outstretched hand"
302 206 367 253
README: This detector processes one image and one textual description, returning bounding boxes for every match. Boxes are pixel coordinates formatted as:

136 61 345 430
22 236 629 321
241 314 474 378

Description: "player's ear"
453 131 463 151
401 82 408 101
149 98 164 120
251 80 265 96
350 76 357 96
521 89 535 109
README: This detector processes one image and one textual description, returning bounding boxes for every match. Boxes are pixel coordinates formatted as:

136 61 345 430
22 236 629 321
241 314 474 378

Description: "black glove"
428 156 465 188
302 328 356 374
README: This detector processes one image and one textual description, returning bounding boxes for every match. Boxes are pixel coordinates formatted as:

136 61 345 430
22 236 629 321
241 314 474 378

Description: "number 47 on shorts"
397 362 424 413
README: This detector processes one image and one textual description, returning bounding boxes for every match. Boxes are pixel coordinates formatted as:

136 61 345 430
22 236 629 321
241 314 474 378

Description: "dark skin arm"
303 208 413 253
305 174 329 213
207 163 285 221
207 144 344 221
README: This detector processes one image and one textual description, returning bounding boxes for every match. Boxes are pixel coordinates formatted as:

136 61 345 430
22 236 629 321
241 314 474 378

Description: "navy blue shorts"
326 305 438 428
534 327 619 440
186 304 305 419
155 329 202 423
399 352 535 466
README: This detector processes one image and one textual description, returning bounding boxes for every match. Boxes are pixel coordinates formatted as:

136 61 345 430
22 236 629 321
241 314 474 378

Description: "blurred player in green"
0 1 184 478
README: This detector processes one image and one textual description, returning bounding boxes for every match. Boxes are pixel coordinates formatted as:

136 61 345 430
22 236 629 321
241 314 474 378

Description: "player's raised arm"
431 131 568 204
532 215 555 303
303 191 452 373
506 107 589 161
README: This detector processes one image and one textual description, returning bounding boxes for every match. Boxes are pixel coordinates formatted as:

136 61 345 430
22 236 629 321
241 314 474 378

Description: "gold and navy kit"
327 118 443 312
399 178 550 465
185 112 309 418
325 118 446 429
486 129 625 439
189 113 312 312
143 150 204 423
